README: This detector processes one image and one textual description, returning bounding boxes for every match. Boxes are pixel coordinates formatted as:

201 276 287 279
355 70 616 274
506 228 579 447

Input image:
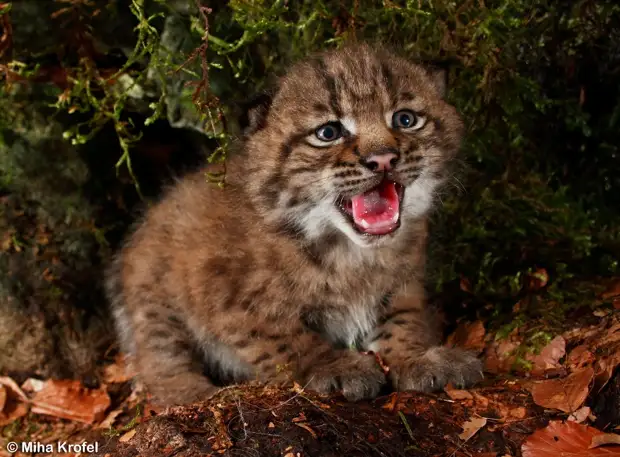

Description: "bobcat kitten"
106 43 483 406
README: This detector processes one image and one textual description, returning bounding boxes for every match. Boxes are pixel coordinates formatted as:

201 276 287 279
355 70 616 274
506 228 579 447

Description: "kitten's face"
244 44 464 248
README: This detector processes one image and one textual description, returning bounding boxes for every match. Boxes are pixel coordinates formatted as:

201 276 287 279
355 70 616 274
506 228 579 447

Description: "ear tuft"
238 93 273 136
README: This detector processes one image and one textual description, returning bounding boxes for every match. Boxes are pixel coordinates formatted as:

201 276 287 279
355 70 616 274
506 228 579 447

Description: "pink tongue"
350 181 400 235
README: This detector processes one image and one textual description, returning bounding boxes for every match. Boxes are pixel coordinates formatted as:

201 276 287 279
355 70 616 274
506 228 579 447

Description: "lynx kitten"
106 43 483 406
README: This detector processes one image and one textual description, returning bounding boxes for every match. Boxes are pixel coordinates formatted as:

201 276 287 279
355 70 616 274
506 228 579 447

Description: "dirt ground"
1 296 619 457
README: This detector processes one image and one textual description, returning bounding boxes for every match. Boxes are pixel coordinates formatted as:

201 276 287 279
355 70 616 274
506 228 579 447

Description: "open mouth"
338 180 405 236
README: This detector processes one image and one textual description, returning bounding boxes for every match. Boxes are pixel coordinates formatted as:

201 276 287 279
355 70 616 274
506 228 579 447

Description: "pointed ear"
238 93 273 136
426 65 448 98
417 57 458 99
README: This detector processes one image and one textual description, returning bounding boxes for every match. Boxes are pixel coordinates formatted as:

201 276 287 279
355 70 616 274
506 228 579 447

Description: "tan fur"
106 43 482 406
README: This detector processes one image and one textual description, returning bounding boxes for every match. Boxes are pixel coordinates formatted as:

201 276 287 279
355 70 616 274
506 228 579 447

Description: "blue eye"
392 110 418 129
315 122 343 142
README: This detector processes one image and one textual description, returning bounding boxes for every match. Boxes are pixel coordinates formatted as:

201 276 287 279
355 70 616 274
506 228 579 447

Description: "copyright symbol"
6 442 18 453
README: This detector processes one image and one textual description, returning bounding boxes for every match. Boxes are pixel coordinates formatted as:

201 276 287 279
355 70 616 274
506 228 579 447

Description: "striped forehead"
274 48 428 124
311 54 399 117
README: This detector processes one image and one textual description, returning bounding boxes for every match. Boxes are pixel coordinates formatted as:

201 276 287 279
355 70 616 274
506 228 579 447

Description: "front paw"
390 346 483 393
303 351 387 401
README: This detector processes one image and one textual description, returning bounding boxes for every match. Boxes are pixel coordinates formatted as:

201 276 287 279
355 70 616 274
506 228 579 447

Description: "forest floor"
0 282 619 457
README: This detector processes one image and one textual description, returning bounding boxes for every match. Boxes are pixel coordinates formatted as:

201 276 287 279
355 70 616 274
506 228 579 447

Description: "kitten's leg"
368 291 483 393
233 323 386 401
129 309 219 406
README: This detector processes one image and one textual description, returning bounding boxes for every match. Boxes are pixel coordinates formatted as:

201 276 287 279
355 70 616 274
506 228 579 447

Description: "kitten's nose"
360 151 400 172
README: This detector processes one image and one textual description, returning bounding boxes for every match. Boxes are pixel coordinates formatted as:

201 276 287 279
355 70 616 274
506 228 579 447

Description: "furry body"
106 44 483 405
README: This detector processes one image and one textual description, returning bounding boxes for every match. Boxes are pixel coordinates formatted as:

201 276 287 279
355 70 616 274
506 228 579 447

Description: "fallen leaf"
522 421 620 456
0 402 29 426
103 354 135 384
382 392 399 412
594 351 620 393
530 336 566 376
29 379 111 424
472 392 490 408
119 429 136 443
445 388 473 401
446 320 486 353
0 376 29 401
529 367 593 413
590 433 620 448
567 345 595 371
0 377 30 426
568 406 591 424
96 407 123 429
0 385 6 412
484 339 520 374
459 417 487 442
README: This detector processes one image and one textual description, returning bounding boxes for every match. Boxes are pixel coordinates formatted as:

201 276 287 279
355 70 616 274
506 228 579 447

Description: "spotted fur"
106 43 482 406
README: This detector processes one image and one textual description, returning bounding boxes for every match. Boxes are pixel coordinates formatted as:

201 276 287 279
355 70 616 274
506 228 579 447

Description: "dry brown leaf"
0 385 6 412
445 388 473 401
459 417 487 442
568 406 591 424
522 421 620 456
530 336 566 376
529 367 593 413
590 433 620 449
0 377 30 426
382 392 399 412
472 392 490 408
103 354 135 384
446 320 486 353
594 351 620 393
567 345 596 371
0 402 29 427
0 376 29 401
119 429 136 443
484 339 520 374
96 407 123 429
29 379 111 424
